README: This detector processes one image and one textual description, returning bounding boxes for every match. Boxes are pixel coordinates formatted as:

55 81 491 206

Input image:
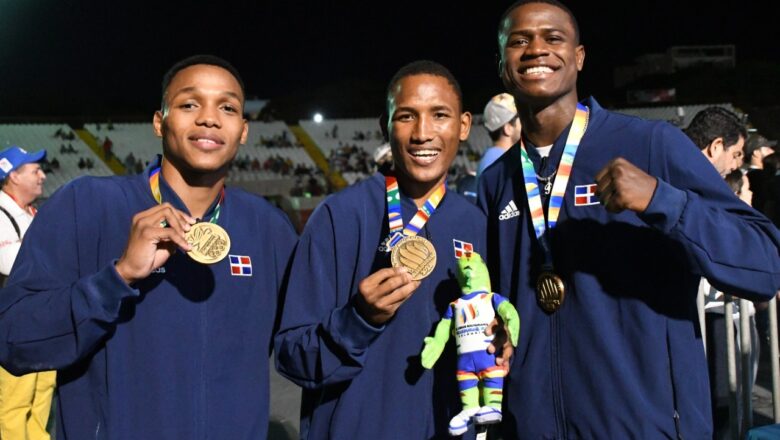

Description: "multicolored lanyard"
385 175 446 249
149 166 224 224
519 103 589 262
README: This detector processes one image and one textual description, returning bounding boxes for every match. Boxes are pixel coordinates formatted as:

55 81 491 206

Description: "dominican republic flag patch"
574 184 599 206
229 255 252 276
453 239 474 259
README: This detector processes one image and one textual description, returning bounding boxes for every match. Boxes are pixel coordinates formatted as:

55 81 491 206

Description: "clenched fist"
595 158 657 213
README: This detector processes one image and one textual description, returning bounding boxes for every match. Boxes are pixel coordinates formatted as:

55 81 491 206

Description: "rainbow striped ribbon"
149 165 224 224
385 175 446 248
519 103 589 239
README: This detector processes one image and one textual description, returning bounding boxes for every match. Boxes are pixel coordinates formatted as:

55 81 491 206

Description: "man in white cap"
0 145 54 440
477 93 521 176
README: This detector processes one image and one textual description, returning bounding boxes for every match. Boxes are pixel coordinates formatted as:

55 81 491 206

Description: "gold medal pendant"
185 222 231 264
390 235 437 281
536 272 565 313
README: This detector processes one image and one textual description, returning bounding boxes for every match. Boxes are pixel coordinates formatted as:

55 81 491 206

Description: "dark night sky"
1 1 777 120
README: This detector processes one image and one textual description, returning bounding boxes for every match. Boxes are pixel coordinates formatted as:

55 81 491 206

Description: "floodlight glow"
313 113 324 123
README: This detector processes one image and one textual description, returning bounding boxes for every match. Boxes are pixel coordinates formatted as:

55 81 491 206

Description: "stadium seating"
86 121 317 180
85 122 159 171
0 124 113 198
300 117 493 184
615 103 739 128
298 118 384 154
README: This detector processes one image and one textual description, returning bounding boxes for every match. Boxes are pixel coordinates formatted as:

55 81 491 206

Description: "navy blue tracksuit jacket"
478 98 780 439
0 159 296 439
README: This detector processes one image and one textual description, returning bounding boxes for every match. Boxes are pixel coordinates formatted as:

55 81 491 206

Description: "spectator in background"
373 142 392 174
759 152 780 356
743 134 776 213
124 152 137 174
102 137 113 160
0 146 55 440
764 153 780 177
685 106 747 177
763 153 780 227
701 168 759 440
456 172 478 205
725 169 753 206
477 93 521 177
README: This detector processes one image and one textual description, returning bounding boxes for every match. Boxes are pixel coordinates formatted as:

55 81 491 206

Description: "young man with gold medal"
478 1 780 438
275 61 501 439
0 55 297 439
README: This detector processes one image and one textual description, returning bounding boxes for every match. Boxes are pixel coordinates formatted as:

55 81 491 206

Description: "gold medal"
536 272 565 313
185 222 231 264
390 235 437 281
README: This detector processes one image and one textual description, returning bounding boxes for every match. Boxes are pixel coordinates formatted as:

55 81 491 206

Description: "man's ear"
501 122 512 138
7 170 20 185
459 111 473 142
705 137 725 159
153 111 164 138
240 120 248 145
575 45 585 71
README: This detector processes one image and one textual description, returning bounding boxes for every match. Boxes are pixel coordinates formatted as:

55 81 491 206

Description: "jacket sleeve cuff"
83 261 140 321
326 303 384 354
639 178 687 234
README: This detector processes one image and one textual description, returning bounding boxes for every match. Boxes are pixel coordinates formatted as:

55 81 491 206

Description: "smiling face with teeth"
498 2 585 108
154 64 248 181
387 73 471 204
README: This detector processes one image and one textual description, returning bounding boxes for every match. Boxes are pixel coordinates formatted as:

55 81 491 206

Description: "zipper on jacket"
673 410 683 440
200 298 208 439
667 326 683 440
551 313 567 438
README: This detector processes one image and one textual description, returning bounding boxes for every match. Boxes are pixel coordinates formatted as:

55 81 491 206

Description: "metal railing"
699 292 780 438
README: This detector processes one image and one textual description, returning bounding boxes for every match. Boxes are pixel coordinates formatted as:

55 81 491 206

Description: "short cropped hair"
160 55 245 110
488 117 519 142
685 107 747 151
385 60 463 113
763 153 780 176
498 0 581 45
724 169 744 195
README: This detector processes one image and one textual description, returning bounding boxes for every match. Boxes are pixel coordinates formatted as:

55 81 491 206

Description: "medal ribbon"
519 103 589 263
149 166 224 224
385 175 446 248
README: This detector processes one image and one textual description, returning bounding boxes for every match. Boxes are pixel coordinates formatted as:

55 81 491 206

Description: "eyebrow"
429 104 455 112
170 87 242 101
508 26 568 37
394 104 456 112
